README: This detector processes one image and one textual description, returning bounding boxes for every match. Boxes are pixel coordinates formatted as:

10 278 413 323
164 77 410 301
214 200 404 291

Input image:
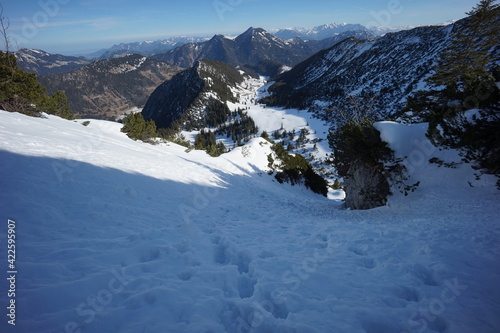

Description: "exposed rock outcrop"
343 162 390 210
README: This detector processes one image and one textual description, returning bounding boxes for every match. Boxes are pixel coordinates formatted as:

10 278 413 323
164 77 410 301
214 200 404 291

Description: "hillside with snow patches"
1 72 499 333
263 19 500 120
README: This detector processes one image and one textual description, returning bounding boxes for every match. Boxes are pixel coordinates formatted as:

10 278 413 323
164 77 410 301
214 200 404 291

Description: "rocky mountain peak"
142 59 249 130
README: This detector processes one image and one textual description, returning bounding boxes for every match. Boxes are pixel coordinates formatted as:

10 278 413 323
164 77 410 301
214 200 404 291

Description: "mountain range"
260 25 450 118
90 23 409 60
261 19 500 123
14 48 91 76
30 26 374 120
142 24 449 132
151 27 374 74
139 16 500 139
89 36 210 60
39 54 182 119
11 21 422 78
17 18 498 126
272 23 422 40
14 21 409 78
272 23 369 40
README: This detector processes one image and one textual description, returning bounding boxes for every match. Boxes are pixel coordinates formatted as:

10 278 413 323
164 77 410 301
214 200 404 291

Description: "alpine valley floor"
0 107 499 333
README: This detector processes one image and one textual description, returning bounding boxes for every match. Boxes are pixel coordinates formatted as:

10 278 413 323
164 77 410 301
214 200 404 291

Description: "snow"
279 65 292 74
228 75 332 165
1 108 499 333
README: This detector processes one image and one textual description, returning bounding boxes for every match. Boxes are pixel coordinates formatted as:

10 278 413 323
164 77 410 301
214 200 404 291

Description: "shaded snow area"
0 110 499 333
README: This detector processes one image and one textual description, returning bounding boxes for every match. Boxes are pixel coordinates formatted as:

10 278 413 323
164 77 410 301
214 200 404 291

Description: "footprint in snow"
348 245 369 256
238 275 256 298
178 269 194 281
214 240 230 265
139 247 161 263
361 257 377 269
410 263 438 286
392 286 420 302
214 240 253 275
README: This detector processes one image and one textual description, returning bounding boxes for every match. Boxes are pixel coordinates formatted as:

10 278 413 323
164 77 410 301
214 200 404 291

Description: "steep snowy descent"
0 110 499 333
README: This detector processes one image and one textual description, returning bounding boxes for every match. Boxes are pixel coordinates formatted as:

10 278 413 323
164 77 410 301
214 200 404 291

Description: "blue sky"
1 0 479 55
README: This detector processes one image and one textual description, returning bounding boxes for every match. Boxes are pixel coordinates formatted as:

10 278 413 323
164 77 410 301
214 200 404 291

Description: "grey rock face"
344 161 390 210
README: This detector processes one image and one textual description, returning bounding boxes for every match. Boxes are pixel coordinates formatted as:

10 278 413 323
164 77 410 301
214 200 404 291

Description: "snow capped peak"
22 48 47 54
273 22 370 40
436 19 461 26
368 25 416 35
17 48 52 57
239 26 265 39
234 27 284 46
313 22 348 30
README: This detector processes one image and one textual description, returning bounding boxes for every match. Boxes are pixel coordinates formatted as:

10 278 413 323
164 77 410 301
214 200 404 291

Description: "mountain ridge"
273 23 370 40
260 21 489 122
90 36 210 60
142 59 251 130
39 54 183 119
262 16 500 124
151 27 374 75
14 48 91 76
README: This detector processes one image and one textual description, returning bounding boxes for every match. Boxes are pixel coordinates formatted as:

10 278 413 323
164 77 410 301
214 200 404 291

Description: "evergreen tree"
47 90 72 119
121 112 157 142
268 143 328 196
328 118 393 180
261 131 271 141
405 0 500 181
205 98 230 128
427 0 499 109
194 131 207 150
194 129 227 157
0 51 73 119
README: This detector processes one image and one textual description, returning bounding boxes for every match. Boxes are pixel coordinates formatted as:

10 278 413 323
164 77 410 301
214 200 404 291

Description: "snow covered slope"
0 110 499 333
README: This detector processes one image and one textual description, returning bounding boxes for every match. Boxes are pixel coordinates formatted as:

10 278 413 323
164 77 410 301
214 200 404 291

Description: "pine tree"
267 143 327 196
418 0 500 181
428 0 499 108
194 132 207 150
121 112 157 141
47 90 73 119
0 51 73 119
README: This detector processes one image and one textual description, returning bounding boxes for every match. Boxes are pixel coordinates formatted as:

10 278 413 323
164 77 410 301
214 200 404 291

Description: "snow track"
0 110 499 332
